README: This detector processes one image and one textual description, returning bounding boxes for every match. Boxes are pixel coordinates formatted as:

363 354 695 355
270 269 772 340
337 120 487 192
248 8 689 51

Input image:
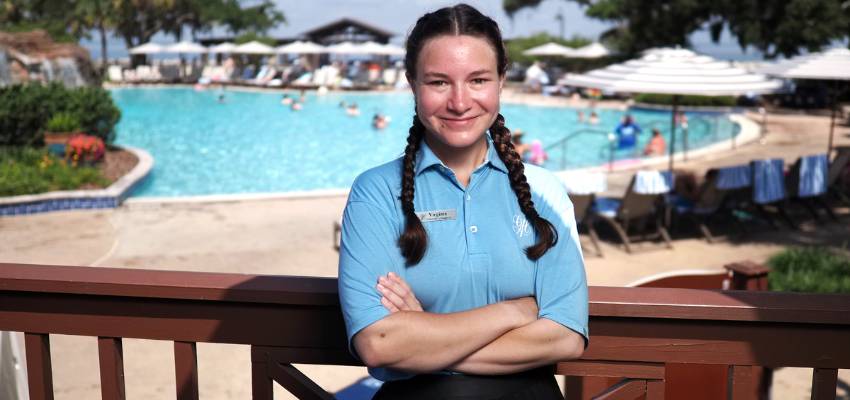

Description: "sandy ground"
1 109 849 399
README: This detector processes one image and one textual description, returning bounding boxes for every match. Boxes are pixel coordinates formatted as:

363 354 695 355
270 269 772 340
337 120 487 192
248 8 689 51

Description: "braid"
490 114 558 260
398 114 428 265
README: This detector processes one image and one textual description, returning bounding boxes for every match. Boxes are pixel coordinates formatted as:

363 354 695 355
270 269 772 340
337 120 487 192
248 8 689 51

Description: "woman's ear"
499 75 506 93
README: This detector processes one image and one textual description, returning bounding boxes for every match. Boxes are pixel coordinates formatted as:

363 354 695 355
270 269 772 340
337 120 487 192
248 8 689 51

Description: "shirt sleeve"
531 176 590 346
338 198 404 358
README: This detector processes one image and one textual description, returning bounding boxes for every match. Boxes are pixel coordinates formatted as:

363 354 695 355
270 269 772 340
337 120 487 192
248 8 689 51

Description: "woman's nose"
447 86 470 113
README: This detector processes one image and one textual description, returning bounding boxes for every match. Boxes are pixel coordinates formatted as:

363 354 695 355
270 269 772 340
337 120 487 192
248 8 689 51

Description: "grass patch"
0 146 110 196
768 247 850 294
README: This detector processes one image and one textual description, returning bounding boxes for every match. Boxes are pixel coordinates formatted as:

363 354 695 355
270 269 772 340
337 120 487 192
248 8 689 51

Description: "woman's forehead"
417 35 498 74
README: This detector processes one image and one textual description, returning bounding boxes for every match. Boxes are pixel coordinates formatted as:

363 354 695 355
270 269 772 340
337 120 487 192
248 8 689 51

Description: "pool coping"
0 146 154 216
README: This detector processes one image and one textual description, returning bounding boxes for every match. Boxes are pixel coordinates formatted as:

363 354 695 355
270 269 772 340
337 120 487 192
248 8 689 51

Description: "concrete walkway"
1 111 848 399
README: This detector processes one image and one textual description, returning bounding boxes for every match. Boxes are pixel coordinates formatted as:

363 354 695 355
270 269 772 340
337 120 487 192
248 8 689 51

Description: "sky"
80 0 768 61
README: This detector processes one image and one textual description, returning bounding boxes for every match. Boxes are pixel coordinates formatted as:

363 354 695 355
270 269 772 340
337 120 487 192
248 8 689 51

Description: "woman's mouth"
440 116 477 129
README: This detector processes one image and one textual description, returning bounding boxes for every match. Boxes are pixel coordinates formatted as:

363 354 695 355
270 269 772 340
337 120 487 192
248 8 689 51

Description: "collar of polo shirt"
415 134 509 176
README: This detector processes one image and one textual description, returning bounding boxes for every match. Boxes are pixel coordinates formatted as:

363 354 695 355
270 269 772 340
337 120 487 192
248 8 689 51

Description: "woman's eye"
471 78 488 84
428 80 447 86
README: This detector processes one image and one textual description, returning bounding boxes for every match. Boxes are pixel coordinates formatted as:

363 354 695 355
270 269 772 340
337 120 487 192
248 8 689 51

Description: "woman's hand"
377 272 423 312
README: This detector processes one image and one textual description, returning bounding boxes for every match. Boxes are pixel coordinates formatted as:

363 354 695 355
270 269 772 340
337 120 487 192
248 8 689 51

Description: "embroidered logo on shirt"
513 214 531 238
416 209 457 222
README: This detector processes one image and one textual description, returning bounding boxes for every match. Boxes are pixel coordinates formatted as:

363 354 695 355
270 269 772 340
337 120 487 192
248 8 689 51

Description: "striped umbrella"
758 48 850 156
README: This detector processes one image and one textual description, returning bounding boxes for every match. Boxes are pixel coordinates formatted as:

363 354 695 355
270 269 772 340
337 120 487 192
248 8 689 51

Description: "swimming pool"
111 87 739 197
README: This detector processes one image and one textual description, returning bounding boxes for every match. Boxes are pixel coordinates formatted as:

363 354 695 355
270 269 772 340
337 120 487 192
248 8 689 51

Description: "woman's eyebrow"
422 69 495 79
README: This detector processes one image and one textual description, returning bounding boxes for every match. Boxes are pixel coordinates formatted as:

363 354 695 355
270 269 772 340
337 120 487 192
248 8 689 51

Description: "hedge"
0 146 109 196
768 247 850 294
0 83 121 147
633 93 737 107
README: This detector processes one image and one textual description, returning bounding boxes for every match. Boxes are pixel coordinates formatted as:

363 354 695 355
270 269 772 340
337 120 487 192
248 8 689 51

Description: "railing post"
811 368 838 400
727 365 755 400
97 337 126 400
251 346 273 400
724 261 770 291
24 333 54 400
174 341 199 400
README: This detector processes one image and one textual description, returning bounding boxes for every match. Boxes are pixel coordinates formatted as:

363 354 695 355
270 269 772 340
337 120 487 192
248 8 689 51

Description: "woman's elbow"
353 331 395 368
560 333 585 360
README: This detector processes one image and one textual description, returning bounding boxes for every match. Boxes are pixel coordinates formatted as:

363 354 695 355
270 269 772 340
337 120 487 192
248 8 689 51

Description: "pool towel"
634 170 672 194
798 154 828 197
752 159 785 204
716 165 751 190
558 171 607 195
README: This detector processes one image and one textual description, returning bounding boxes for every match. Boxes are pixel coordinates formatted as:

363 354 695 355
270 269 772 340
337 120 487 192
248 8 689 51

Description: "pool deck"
1 101 849 399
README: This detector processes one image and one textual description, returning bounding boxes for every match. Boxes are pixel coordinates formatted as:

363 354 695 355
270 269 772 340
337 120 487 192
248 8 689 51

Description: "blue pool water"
111 88 738 197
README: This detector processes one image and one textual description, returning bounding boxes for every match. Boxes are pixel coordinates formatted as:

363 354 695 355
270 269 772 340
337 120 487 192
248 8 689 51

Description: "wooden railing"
1 262 848 400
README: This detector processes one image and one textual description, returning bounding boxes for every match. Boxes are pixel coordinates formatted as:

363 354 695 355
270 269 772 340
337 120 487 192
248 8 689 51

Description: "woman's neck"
425 135 488 188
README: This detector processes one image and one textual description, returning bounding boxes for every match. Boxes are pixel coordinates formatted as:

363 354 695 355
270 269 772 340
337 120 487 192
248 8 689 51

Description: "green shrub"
768 247 850 294
0 83 121 146
45 112 81 132
634 93 737 107
0 146 110 196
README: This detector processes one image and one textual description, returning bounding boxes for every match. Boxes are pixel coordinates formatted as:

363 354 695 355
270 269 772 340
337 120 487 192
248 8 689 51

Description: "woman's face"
411 35 504 153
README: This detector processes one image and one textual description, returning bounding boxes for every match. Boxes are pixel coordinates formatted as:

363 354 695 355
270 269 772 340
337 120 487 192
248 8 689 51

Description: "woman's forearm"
353 298 536 373
448 318 584 375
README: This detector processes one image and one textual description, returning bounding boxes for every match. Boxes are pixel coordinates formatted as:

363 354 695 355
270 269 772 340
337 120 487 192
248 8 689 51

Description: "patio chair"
591 170 673 253
751 158 797 229
828 145 850 205
106 65 123 83
559 171 608 257
786 153 836 220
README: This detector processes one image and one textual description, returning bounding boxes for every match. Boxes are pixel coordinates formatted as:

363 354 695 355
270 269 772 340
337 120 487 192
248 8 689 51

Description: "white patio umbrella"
379 43 406 57
233 41 275 54
523 42 576 57
275 41 326 54
129 42 164 55
758 48 850 156
571 42 610 59
165 41 207 54
208 42 237 53
357 41 406 56
326 41 372 55
560 47 782 172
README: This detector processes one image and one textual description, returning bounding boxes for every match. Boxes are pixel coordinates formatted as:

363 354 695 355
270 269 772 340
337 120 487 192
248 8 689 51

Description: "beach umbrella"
275 41 326 54
129 42 164 55
356 41 406 56
165 41 207 54
209 42 237 53
379 43 406 56
560 47 782 172
233 41 275 54
571 42 610 59
326 41 372 55
523 42 576 57
758 48 850 156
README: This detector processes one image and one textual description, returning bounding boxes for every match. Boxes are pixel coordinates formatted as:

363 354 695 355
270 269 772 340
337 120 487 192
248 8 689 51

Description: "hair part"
404 3 508 82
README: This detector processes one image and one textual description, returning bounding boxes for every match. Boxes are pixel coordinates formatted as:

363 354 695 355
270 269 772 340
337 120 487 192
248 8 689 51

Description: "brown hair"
399 4 557 265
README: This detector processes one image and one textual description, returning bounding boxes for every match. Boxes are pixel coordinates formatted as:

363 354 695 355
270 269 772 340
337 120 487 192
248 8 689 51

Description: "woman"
338 4 588 399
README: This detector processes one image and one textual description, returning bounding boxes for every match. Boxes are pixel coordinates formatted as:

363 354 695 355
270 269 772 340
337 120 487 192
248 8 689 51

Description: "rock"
0 30 98 86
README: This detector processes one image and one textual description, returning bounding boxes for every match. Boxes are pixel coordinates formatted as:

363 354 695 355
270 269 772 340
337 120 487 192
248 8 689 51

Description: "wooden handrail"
2 262 849 399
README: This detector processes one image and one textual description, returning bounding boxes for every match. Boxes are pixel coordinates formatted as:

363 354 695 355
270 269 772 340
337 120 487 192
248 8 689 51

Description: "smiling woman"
337 4 588 399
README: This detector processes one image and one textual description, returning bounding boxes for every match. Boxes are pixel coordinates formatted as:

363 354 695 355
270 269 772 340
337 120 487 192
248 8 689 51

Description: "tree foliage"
503 0 850 58
0 0 285 58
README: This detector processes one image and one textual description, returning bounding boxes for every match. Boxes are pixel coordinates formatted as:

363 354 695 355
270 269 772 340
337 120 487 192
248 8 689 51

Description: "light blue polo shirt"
338 135 589 382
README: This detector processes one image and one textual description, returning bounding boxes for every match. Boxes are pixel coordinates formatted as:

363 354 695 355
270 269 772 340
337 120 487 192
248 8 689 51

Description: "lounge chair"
828 145 850 205
591 170 673 253
786 153 836 220
672 165 748 243
559 171 607 257
751 158 797 229
107 65 123 83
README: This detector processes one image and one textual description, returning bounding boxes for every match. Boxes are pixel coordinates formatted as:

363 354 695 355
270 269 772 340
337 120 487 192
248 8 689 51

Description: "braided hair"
399 4 557 265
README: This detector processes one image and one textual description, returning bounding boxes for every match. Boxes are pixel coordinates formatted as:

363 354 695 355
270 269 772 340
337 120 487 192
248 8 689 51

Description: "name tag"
416 209 457 222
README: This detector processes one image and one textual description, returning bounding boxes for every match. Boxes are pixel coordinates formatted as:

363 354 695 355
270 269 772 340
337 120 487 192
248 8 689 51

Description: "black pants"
371 366 562 400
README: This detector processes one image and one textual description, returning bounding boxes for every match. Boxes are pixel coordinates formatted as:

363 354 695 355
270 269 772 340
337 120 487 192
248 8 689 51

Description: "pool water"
111 88 738 197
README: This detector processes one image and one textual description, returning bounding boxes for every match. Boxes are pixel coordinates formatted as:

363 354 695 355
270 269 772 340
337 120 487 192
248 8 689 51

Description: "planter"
43 131 76 156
